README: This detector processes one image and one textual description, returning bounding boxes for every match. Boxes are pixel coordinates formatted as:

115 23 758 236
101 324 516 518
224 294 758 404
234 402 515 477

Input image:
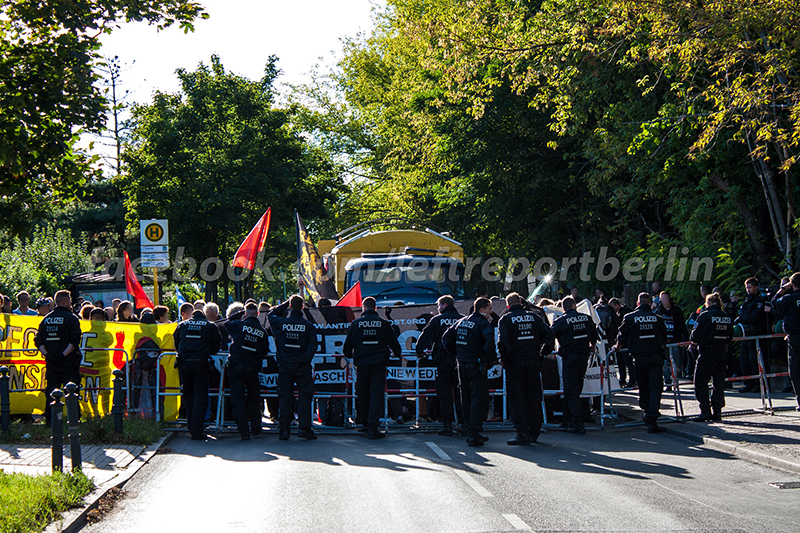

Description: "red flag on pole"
232 208 271 270
336 281 362 307
124 251 154 309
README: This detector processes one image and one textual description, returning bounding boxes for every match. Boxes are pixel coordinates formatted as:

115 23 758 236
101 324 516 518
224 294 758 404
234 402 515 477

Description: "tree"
0 0 207 234
121 55 341 302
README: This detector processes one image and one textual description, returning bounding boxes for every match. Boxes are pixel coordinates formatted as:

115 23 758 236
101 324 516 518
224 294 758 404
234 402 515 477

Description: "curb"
665 425 800 476
45 433 174 533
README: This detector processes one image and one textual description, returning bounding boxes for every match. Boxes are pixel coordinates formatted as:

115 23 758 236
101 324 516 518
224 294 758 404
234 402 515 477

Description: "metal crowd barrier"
602 332 793 428
0 347 131 410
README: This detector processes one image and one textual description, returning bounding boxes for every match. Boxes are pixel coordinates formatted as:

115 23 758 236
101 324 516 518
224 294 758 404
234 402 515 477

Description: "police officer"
735 277 767 393
690 292 734 421
443 297 496 447
498 292 555 445
771 273 800 411
35 290 83 425
344 297 401 439
615 292 668 433
268 295 318 441
551 296 598 434
174 304 222 440
226 302 269 440
416 295 464 436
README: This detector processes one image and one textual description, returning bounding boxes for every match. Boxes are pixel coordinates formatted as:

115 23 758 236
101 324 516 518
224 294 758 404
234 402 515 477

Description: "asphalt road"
80 427 799 533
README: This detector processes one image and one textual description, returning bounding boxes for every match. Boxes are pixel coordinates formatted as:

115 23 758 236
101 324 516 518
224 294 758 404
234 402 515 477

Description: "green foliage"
0 470 93 533
0 0 207 234
121 56 342 300
0 226 94 298
0 416 165 446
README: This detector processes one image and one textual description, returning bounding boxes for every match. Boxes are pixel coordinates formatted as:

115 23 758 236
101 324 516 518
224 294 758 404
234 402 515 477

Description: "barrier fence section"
0 347 131 415
603 332 792 428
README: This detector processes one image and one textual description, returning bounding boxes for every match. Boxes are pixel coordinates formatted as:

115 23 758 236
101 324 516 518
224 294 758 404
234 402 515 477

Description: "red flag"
124 251 154 309
337 281 362 307
232 208 271 270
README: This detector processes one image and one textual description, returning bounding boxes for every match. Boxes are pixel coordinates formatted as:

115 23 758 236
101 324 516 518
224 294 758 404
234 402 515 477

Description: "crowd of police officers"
33 276 800 442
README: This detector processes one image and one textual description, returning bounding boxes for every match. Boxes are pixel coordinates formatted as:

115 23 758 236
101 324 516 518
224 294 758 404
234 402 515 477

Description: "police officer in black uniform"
690 292 734 421
416 295 464 436
615 292 668 433
36 290 83 425
498 292 555 445
551 296 598 434
735 277 767 392
771 273 800 411
226 302 269 440
174 305 222 440
443 297 496 447
268 295 318 440
344 297 402 439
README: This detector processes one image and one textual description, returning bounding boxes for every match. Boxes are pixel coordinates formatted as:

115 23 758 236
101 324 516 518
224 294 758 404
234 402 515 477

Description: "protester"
35 290 83 425
89 307 107 321
13 291 38 316
111 298 121 312
179 302 194 322
79 302 94 320
194 299 206 311
35 298 50 317
153 305 171 323
116 300 139 322
2 295 12 313
104 306 117 321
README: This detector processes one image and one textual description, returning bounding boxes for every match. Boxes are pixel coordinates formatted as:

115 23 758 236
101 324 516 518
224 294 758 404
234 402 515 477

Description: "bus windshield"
352 264 465 298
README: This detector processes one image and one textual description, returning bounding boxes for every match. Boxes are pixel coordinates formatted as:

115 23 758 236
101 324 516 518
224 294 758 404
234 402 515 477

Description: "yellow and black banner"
296 209 339 303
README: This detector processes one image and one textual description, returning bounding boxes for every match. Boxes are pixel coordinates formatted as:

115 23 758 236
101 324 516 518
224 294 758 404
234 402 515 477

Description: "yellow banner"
0 313 181 420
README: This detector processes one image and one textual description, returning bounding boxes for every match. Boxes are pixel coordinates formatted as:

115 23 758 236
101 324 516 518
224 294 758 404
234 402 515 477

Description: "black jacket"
268 302 317 366
35 306 82 368
173 310 222 359
498 305 555 361
343 310 402 366
656 304 689 343
690 304 734 351
773 289 800 335
415 305 463 363
617 305 668 356
551 308 598 355
736 293 768 335
227 315 269 367
442 312 496 364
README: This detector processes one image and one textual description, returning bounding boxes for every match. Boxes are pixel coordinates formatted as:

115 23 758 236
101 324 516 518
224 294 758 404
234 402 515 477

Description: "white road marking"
453 469 493 497
425 442 452 461
503 514 532 530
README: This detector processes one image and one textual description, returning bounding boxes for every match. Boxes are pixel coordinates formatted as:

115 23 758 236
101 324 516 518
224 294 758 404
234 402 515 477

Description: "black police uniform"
498 304 555 443
415 305 464 434
690 304 734 419
343 309 401 438
772 289 800 409
443 311 496 445
735 292 767 391
614 304 636 387
616 305 668 430
226 313 269 439
174 310 222 439
268 301 318 439
35 305 83 423
551 308 598 431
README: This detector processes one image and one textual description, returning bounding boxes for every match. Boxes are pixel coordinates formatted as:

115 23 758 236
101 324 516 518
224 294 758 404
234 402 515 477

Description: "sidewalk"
607 383 800 474
0 437 169 533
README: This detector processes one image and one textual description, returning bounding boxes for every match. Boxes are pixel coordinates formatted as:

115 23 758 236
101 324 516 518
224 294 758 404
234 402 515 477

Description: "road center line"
453 469 493 497
502 514 532 531
425 441 452 461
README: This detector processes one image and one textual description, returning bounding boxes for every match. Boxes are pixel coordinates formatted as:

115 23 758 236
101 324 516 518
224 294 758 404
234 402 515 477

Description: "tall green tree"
121 56 341 302
0 0 207 234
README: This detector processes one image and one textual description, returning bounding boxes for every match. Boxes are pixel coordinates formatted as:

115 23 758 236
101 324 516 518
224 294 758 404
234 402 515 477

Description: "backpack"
323 399 345 427
594 304 613 335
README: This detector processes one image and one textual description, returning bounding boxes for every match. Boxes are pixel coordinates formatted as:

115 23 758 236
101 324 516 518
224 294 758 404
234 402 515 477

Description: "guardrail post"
51 389 64 472
64 382 82 471
0 366 10 433
112 369 125 434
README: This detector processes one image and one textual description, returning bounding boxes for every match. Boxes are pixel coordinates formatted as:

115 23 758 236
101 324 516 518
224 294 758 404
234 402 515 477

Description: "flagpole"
153 267 160 305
